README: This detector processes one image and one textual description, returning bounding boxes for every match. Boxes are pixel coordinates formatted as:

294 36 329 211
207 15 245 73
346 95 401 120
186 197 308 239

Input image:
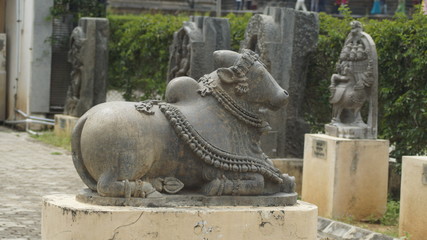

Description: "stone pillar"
42 194 318 240
0 0 5 33
0 34 5 121
399 156 427 239
241 7 319 158
167 16 230 81
301 134 388 220
64 17 108 117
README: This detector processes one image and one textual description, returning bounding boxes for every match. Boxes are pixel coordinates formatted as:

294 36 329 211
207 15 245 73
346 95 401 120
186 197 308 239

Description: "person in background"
311 0 319 12
371 0 381 14
246 0 252 9
236 0 243 10
295 0 308 11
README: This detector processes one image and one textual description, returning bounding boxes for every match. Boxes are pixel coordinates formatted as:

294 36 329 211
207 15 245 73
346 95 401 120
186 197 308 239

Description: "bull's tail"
71 115 97 191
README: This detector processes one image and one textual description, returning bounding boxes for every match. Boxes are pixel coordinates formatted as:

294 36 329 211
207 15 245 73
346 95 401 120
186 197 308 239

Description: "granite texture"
241 7 319 158
64 17 108 117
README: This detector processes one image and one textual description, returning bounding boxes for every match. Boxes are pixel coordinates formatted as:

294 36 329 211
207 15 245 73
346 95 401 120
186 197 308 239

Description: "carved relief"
64 18 108 117
325 21 378 139
64 27 85 116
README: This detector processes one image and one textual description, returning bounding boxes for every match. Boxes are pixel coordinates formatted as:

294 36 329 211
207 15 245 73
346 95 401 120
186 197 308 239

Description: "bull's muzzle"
269 90 289 111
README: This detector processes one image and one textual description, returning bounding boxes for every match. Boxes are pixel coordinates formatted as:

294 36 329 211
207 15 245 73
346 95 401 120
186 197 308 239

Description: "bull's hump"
165 77 200 104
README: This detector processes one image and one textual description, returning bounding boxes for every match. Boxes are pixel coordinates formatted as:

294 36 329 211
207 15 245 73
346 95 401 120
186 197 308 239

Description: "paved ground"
0 126 84 240
0 125 396 240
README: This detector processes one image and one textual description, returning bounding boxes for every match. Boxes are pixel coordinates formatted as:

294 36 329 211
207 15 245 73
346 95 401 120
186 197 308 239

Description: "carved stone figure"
64 18 108 117
325 21 378 139
167 16 231 81
64 27 85 115
72 50 296 205
241 7 319 158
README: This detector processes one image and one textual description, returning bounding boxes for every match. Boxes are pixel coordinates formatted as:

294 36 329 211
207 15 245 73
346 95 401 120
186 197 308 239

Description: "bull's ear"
217 68 235 84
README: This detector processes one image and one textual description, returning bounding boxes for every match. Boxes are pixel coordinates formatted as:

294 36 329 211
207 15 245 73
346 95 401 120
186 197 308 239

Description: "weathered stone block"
302 134 388 220
241 7 319 158
42 194 318 240
64 17 108 117
399 156 427 240
168 16 230 81
0 33 5 121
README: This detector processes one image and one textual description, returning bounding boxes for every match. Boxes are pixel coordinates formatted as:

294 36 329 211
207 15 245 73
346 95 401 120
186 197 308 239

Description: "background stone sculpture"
64 17 108 117
72 50 296 206
325 20 378 139
167 16 231 81
241 7 319 158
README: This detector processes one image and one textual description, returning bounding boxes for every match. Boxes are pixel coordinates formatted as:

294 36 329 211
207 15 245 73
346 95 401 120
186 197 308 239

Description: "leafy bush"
227 12 253 51
305 7 427 162
108 13 252 101
108 9 427 161
50 0 106 24
380 200 400 226
108 14 187 100
365 10 427 161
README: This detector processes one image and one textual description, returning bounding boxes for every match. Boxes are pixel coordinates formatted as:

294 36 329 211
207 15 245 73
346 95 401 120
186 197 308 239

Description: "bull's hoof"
146 190 162 198
280 174 295 193
134 180 162 198
201 179 223 196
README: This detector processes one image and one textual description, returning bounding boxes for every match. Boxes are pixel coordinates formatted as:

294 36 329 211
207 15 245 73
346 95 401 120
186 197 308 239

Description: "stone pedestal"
301 134 388 220
42 194 318 240
399 156 427 239
54 114 79 138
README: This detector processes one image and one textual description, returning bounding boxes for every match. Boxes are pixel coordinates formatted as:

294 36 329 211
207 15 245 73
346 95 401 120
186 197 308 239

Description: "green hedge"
108 14 187 100
107 13 252 100
305 7 427 163
108 10 427 162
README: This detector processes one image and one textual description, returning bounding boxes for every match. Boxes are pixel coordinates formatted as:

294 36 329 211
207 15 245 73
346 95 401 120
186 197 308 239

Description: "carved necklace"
197 75 269 129
158 102 283 184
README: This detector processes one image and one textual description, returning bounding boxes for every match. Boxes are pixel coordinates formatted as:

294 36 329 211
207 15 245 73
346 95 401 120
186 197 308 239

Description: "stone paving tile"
0 126 85 239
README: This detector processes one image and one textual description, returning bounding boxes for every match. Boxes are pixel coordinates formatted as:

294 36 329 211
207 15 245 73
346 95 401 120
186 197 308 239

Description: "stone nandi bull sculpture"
72 49 295 200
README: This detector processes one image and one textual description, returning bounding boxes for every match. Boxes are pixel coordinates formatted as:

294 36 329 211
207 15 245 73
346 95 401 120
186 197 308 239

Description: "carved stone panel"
325 21 378 139
241 7 319 158
64 17 109 117
0 34 5 121
168 16 231 81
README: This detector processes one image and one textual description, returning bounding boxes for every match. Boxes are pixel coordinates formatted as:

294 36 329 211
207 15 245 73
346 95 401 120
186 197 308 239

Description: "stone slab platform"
302 134 388 220
76 188 298 207
42 194 318 240
399 156 427 240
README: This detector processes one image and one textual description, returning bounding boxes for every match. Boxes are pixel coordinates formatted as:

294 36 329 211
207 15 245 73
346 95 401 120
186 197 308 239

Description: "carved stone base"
42 194 317 240
325 123 376 139
399 156 427 240
302 134 388 220
76 188 298 207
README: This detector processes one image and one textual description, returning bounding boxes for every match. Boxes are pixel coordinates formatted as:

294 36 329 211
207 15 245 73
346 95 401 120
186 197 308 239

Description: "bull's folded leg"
202 173 264 196
97 170 161 198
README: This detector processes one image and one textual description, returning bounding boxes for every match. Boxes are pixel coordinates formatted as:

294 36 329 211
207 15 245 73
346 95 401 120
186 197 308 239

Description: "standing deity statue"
325 21 378 139
64 26 86 116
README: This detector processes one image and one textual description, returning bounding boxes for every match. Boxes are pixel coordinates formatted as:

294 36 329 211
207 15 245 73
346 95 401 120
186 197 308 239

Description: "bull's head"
213 49 289 111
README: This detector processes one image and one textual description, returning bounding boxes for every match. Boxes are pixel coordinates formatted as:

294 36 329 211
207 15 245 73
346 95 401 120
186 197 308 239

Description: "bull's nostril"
284 90 289 96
